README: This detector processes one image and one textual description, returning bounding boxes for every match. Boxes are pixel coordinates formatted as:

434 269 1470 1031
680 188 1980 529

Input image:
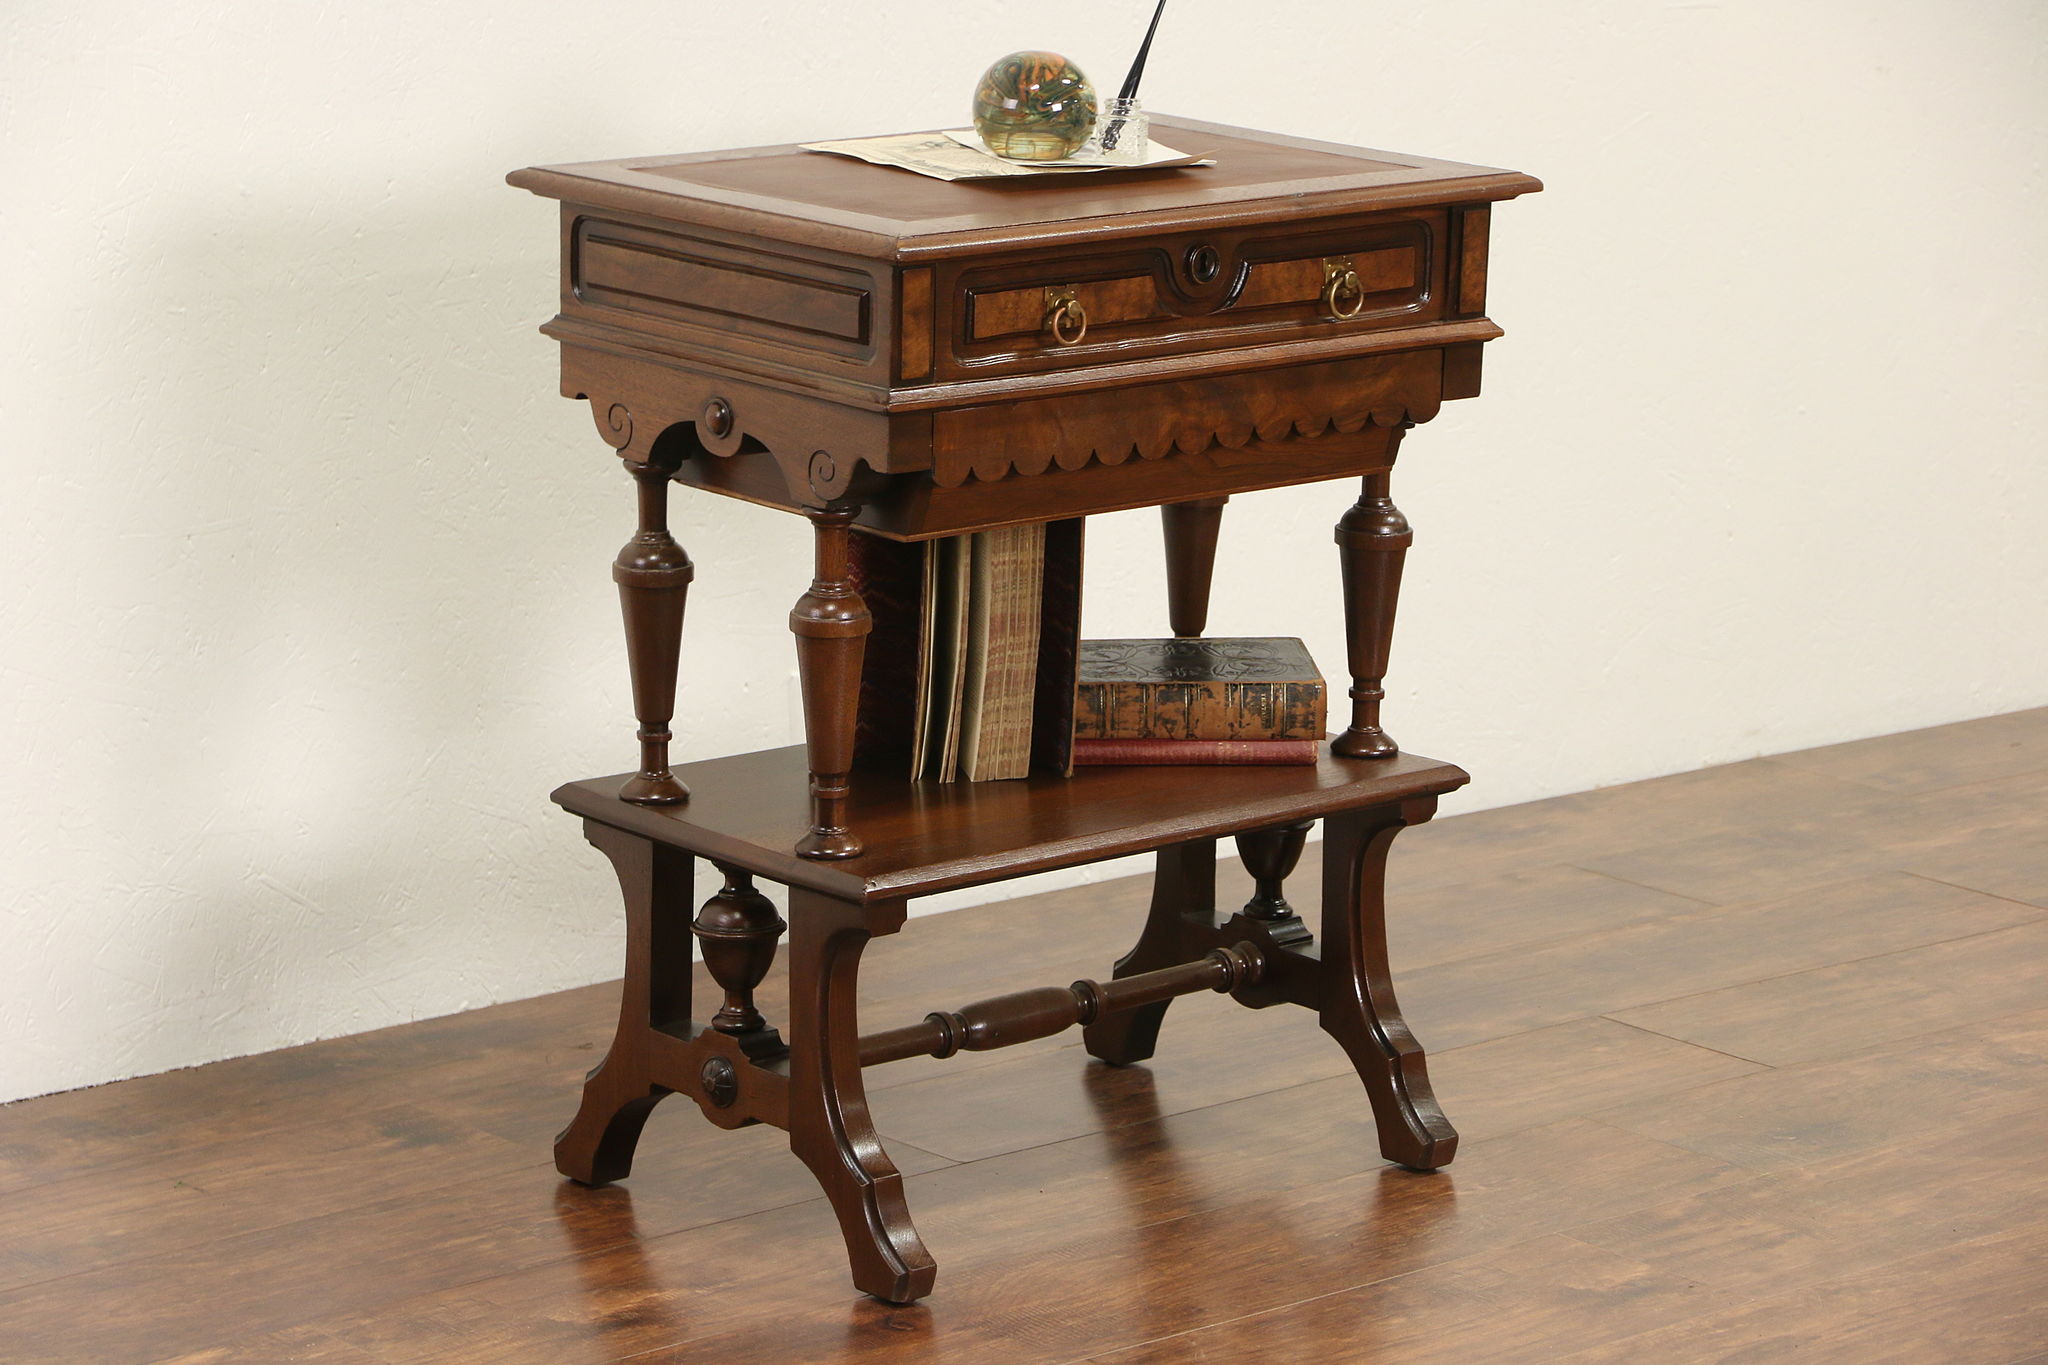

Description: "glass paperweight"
972 51 1097 161
1085 97 1150 164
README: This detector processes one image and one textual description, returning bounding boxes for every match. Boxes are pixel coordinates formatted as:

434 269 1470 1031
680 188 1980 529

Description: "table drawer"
933 211 1445 380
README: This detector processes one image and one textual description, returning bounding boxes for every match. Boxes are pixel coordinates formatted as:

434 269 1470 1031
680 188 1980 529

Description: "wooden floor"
5 711 2048 1364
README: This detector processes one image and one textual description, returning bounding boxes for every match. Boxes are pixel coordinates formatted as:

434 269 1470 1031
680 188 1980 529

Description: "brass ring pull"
1321 260 1367 320
1044 289 1089 346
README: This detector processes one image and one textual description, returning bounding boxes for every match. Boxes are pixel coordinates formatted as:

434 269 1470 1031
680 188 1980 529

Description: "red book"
1071 738 1321 767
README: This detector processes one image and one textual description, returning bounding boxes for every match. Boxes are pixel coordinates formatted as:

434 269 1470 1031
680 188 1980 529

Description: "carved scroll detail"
595 401 634 450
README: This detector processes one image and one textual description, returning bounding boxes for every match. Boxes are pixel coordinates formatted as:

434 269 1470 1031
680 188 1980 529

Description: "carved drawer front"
568 215 880 372
940 211 1444 379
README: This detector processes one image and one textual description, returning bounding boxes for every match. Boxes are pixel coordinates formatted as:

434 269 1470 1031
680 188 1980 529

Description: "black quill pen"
1100 0 1167 152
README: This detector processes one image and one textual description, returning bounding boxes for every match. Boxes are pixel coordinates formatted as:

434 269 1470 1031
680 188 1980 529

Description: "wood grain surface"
3 708 2044 1363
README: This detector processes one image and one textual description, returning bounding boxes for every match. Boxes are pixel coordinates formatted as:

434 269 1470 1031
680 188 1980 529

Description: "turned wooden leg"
1082 839 1216 1066
1317 805 1457 1171
1161 496 1228 638
556 823 694 1185
791 509 870 860
1332 452 1413 760
694 865 786 1058
785 890 936 1303
1235 820 1314 946
615 456 693 804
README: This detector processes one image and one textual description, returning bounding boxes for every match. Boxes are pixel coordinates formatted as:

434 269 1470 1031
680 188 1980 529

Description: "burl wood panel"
895 267 934 382
956 212 1434 375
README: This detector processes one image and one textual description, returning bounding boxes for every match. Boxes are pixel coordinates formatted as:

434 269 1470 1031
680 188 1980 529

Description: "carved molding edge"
928 349 1445 488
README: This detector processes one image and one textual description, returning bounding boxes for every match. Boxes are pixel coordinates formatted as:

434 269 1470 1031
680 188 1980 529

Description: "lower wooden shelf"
553 742 1468 903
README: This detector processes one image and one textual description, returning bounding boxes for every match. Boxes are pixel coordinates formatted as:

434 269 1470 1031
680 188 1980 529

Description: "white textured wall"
4 1 2045 1103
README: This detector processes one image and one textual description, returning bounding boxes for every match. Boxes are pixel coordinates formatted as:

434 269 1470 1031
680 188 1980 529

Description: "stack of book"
914 524 1044 781
849 520 1085 782
848 526 1324 778
1072 637 1327 765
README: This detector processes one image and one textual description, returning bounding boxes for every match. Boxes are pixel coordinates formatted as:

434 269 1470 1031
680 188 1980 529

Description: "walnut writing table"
509 119 1539 1302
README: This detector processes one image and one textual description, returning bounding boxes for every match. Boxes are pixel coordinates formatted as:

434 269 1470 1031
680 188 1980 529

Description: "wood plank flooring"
4 709 2045 1364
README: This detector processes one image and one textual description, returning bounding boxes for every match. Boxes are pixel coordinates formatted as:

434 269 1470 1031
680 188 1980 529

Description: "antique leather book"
921 536 974 780
1028 518 1086 779
1073 638 1327 742
851 520 1083 780
959 523 1047 782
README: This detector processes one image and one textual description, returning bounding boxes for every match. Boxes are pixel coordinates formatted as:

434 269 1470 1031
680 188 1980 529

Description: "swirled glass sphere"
972 51 1097 161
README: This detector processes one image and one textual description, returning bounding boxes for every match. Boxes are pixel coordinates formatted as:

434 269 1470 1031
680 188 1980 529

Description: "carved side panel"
557 342 908 507
575 218 872 350
552 204 892 388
